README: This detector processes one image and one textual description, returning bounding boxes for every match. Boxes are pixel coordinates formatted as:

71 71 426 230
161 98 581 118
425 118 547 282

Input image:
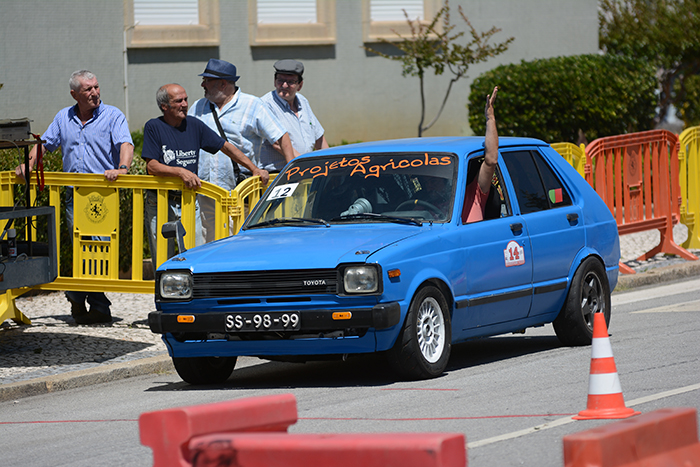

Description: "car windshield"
245 152 457 229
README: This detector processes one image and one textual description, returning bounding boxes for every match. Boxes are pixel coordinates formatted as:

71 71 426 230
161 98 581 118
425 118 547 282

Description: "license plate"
225 312 301 332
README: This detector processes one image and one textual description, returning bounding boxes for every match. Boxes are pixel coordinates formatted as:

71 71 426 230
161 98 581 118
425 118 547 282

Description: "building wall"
0 0 598 145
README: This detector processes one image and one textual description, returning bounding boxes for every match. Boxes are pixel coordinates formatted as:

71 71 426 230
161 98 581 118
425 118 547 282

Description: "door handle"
510 222 523 233
567 213 579 222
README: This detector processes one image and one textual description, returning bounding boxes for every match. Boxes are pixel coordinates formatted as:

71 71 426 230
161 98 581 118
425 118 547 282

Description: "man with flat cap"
259 59 329 172
189 58 294 242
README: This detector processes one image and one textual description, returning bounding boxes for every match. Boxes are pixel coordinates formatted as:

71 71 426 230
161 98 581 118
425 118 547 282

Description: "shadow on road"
148 333 564 392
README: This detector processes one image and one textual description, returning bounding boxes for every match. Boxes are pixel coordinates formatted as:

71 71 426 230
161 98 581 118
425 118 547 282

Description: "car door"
452 154 534 333
501 148 585 317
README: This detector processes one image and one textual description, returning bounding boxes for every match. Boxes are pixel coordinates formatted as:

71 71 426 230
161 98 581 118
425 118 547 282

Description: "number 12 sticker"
504 240 525 267
268 183 299 200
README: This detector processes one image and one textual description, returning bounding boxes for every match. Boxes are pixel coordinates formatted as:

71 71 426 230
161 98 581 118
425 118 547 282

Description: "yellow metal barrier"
679 126 700 249
230 173 276 234
1 170 272 323
551 142 586 178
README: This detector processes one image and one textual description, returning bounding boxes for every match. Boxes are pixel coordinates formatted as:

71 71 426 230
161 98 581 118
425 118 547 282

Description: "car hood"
162 225 426 273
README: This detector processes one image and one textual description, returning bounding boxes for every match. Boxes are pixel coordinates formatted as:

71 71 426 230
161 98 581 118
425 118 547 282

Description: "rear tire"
553 257 610 346
172 356 237 385
388 285 451 379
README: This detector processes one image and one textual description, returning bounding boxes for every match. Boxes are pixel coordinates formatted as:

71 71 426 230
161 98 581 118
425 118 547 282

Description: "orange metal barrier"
585 130 698 274
678 126 700 249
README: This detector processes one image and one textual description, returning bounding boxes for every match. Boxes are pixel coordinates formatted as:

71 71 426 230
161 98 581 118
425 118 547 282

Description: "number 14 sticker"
504 240 525 267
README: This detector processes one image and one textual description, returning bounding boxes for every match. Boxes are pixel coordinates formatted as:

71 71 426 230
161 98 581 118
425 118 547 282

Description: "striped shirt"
42 102 132 174
189 88 286 187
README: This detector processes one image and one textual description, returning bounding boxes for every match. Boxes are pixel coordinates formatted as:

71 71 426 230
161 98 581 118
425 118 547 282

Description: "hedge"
467 54 657 143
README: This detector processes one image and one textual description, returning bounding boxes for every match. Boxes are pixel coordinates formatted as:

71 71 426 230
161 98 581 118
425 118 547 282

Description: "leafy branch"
364 1 513 136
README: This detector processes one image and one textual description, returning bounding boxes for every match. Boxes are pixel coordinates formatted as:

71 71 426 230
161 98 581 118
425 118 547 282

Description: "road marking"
631 299 700 314
467 382 700 449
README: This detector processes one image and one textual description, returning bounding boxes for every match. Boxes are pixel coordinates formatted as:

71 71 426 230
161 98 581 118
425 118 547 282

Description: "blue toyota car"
148 137 620 385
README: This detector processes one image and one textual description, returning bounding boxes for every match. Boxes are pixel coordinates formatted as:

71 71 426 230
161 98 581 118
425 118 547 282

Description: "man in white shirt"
259 59 329 172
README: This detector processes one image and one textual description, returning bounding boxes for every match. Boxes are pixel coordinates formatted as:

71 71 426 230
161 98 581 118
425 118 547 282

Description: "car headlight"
159 272 193 299
343 266 379 294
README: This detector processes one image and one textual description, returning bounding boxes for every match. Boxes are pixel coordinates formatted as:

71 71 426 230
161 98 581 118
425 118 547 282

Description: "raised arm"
478 86 499 194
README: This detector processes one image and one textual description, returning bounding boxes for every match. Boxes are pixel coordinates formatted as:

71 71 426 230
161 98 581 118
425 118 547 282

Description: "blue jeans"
65 187 112 315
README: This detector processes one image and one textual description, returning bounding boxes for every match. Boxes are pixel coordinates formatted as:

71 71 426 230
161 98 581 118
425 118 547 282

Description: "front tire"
172 356 237 385
388 285 451 379
553 257 611 346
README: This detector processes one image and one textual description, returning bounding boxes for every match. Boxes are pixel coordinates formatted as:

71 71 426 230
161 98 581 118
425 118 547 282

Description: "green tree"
599 0 700 126
364 1 513 136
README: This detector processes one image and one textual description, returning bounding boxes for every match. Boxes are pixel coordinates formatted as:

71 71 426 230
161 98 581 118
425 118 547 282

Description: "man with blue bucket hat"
189 59 294 242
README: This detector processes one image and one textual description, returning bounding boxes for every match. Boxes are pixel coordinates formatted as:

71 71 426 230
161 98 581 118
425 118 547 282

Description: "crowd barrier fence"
0 171 270 324
678 126 700 249
583 129 697 274
550 142 587 178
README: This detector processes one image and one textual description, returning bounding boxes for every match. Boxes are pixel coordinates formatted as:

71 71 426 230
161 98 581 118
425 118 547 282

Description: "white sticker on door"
504 240 525 267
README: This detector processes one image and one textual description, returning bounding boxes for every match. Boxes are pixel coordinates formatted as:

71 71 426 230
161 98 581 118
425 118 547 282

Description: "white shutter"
257 0 317 24
134 0 200 26
370 0 424 22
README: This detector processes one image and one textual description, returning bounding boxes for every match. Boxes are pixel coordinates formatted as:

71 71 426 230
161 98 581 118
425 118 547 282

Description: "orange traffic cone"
573 312 640 420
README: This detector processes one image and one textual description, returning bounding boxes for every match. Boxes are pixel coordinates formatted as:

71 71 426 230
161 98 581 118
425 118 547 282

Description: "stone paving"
0 223 697 386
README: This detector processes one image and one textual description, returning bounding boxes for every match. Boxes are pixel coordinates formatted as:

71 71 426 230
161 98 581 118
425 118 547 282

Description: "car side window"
464 156 511 221
502 150 572 215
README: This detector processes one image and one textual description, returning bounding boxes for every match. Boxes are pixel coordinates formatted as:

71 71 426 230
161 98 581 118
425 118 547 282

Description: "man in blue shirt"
142 84 268 269
15 70 133 324
259 59 329 172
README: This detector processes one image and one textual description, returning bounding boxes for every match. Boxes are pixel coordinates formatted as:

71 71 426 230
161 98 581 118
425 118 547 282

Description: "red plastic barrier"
585 130 698 274
139 394 298 467
563 407 700 467
188 432 466 467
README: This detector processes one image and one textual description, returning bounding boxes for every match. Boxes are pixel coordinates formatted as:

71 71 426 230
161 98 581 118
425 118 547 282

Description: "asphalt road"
1 278 699 467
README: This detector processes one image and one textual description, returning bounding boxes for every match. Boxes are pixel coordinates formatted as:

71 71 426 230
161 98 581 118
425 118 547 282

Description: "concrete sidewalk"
1 226 698 402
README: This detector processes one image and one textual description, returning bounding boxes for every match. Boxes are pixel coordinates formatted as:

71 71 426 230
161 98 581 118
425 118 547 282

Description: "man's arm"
220 142 270 185
477 86 499 194
314 135 329 151
272 133 296 163
104 142 134 181
145 158 202 189
14 144 44 180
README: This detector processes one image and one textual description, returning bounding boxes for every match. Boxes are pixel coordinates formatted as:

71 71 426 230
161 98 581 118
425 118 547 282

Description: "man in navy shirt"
142 84 268 271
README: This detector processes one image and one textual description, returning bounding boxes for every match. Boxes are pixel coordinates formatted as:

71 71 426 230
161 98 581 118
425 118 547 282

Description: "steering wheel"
396 199 443 218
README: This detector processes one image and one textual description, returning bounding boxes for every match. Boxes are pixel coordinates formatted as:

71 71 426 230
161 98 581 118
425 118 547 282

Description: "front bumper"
148 302 401 335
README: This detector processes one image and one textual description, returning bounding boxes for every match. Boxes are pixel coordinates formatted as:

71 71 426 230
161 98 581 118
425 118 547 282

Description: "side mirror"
161 220 187 254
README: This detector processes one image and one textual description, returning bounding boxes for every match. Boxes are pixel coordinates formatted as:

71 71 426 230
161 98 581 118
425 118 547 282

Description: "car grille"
192 269 339 299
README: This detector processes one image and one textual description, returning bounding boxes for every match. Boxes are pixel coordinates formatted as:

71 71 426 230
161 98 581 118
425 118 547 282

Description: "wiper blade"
331 212 423 227
247 217 330 229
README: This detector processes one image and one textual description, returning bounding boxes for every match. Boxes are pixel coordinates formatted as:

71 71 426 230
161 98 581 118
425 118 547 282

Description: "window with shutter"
249 0 336 46
125 0 220 48
362 0 440 43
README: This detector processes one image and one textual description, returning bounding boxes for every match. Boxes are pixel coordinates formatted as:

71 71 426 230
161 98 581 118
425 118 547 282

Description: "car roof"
304 136 548 158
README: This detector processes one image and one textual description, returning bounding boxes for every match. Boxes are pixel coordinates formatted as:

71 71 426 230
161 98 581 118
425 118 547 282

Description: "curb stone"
0 354 173 403
614 260 700 292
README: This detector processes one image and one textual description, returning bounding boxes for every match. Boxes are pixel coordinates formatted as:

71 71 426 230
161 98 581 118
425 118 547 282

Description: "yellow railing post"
679 126 700 249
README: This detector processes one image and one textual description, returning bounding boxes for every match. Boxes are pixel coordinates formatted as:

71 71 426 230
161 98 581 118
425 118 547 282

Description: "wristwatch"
119 165 128 170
